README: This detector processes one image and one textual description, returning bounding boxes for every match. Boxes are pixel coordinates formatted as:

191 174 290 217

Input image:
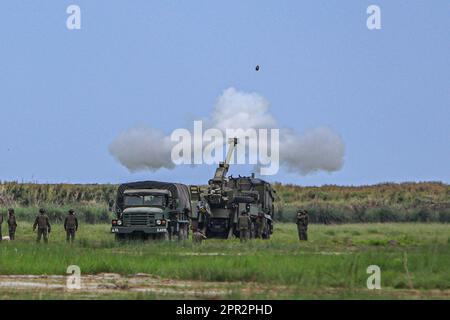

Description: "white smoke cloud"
211 87 277 130
108 87 345 176
280 127 345 175
108 126 175 172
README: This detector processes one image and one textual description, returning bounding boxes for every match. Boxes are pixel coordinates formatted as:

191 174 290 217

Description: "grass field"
0 223 449 299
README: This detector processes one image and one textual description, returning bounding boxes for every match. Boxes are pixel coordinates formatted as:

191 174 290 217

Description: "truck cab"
112 181 191 241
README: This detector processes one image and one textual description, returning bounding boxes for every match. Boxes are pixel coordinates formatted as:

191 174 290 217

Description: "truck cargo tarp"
116 181 191 212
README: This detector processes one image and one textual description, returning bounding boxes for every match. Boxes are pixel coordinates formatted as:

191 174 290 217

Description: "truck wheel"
178 226 187 241
115 234 126 242
264 225 271 240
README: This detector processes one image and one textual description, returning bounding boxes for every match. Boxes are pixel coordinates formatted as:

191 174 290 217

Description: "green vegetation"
1 181 448 223
0 223 449 299
0 182 115 223
275 182 450 223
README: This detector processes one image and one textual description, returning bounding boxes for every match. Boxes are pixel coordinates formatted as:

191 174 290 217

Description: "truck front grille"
123 213 155 226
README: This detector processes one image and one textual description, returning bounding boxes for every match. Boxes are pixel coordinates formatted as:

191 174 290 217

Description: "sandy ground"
0 273 272 299
0 274 449 300
0 274 225 297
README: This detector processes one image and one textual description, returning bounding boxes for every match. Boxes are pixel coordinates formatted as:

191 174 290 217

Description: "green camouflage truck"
111 181 191 241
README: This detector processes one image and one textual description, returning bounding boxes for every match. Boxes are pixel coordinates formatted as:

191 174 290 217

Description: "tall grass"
0 223 449 292
1 181 449 223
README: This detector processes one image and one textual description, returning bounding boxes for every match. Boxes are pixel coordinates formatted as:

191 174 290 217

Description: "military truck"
190 138 277 239
111 181 191 241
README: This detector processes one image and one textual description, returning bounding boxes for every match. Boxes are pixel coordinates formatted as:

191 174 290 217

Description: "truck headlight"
117 220 122 226
156 220 161 225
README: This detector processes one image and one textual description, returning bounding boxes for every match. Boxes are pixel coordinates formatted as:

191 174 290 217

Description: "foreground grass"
0 223 449 299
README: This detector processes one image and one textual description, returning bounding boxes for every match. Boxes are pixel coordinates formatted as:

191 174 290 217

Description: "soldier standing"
33 208 51 243
64 209 78 243
196 199 210 233
7 209 17 240
296 210 309 241
254 212 264 239
238 211 251 242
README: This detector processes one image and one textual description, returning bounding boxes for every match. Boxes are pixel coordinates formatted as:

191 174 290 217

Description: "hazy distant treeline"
0 181 448 223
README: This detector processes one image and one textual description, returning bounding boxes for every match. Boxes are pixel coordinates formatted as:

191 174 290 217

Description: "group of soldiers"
0 208 79 243
238 209 309 242
240 211 267 240
193 209 309 244
2 207 309 244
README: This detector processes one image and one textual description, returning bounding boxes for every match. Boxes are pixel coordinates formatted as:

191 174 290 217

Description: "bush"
438 210 450 223
363 207 398 222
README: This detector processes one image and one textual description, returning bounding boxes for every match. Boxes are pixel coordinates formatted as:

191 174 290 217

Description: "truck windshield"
124 194 166 207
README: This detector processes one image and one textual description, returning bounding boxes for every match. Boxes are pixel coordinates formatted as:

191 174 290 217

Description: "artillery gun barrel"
210 137 238 185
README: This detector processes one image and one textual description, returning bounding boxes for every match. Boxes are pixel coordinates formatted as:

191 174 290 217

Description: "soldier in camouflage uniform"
254 212 265 239
7 208 17 240
33 208 51 243
296 210 309 241
196 199 210 234
64 209 78 243
238 211 251 242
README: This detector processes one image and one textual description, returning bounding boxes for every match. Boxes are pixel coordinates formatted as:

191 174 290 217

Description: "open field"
0 223 449 299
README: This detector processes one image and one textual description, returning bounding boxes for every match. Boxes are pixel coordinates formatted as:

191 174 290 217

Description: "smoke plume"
109 87 345 175
280 127 345 175
108 126 175 172
211 87 277 130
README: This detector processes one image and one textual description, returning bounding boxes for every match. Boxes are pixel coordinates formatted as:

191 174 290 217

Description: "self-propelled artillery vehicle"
190 138 277 239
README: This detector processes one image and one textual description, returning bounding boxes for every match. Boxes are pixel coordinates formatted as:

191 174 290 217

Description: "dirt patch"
0 274 448 299
0 274 241 298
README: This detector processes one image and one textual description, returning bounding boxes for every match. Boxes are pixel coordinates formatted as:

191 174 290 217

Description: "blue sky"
0 1 448 186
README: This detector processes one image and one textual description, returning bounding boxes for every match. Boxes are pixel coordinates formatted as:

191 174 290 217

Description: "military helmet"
69 209 74 214
39 208 45 214
8 208 14 213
